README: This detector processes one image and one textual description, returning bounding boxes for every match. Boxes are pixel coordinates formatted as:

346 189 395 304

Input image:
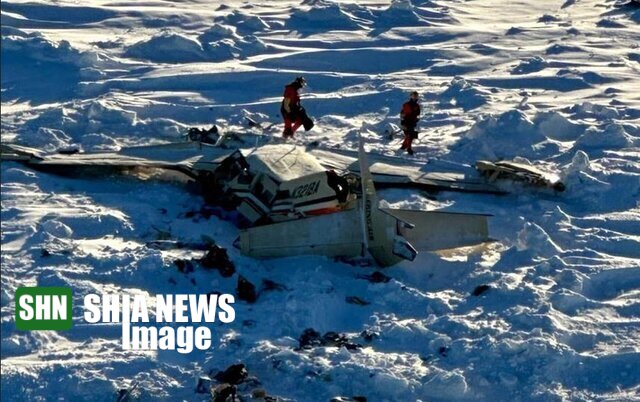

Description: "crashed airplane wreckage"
2 136 504 266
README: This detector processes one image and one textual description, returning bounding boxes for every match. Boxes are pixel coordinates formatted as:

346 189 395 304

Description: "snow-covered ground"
2 0 640 400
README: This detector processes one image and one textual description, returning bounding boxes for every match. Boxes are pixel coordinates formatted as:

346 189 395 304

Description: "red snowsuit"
281 84 303 137
400 99 421 152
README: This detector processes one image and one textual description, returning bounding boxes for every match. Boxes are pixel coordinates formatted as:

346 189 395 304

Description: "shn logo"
15 287 73 330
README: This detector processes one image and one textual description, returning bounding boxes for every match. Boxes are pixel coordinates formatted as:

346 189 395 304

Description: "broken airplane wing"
1 142 233 178
307 147 504 194
1 141 502 195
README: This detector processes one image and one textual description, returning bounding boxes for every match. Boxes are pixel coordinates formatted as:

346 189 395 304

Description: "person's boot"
400 136 408 150
407 148 414 156
283 127 292 138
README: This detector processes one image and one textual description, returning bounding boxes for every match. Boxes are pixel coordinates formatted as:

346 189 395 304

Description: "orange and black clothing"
400 99 421 153
281 82 303 137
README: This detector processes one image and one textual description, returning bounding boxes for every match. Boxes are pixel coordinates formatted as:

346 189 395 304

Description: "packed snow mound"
1 168 38 184
1 29 105 68
1 28 116 104
196 25 269 60
566 102 621 120
546 43 584 55
597 17 627 28
287 2 364 32
438 77 490 110
449 110 541 160
236 35 269 57
517 222 563 257
40 220 74 239
17 127 72 152
124 32 208 63
560 151 618 200
18 99 186 144
538 14 562 23
3 0 640 401
385 0 415 12
505 26 526 35
248 341 429 400
563 150 592 177
574 123 638 149
213 11 270 35
374 0 430 29
201 37 268 61
80 133 120 151
477 110 539 141
361 119 402 139
85 99 138 134
199 38 239 61
512 56 548 75
568 155 637 211
533 111 585 141
197 24 241 43
450 107 609 160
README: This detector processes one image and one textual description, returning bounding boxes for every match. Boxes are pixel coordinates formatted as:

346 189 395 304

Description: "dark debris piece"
357 271 391 283
336 256 373 267
242 319 256 328
147 240 211 250
322 332 361 350
187 125 220 144
360 329 379 342
116 382 139 402
298 328 361 351
195 376 212 394
345 296 370 306
237 275 258 303
261 278 289 292
39 248 70 258
331 397 367 402
472 284 491 296
200 245 236 277
211 383 236 402
182 205 227 221
173 259 194 273
298 328 323 349
214 364 248 385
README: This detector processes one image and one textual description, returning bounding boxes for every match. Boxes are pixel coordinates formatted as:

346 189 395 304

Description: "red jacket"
401 100 420 125
281 84 301 117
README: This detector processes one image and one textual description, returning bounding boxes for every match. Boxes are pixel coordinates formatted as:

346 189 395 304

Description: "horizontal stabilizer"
381 209 491 251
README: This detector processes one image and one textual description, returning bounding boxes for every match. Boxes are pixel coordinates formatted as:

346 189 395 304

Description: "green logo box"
15 287 73 330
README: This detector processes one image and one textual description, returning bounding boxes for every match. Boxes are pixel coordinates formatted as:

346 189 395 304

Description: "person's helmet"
410 91 419 98
294 76 307 87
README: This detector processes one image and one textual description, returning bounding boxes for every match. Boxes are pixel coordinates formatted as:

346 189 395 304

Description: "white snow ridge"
1 0 639 401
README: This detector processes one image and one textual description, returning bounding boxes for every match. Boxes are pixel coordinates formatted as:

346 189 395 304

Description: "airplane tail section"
358 136 417 266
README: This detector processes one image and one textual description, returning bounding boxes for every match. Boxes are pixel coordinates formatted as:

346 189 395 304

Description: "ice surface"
2 0 639 401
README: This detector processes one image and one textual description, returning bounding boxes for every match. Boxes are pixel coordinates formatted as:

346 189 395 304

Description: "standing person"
281 76 306 138
400 91 421 155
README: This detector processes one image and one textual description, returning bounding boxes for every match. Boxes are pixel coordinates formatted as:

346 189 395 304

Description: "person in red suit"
281 76 306 138
400 91 421 155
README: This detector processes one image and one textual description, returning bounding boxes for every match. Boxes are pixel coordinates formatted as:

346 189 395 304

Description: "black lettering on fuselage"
291 180 321 199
